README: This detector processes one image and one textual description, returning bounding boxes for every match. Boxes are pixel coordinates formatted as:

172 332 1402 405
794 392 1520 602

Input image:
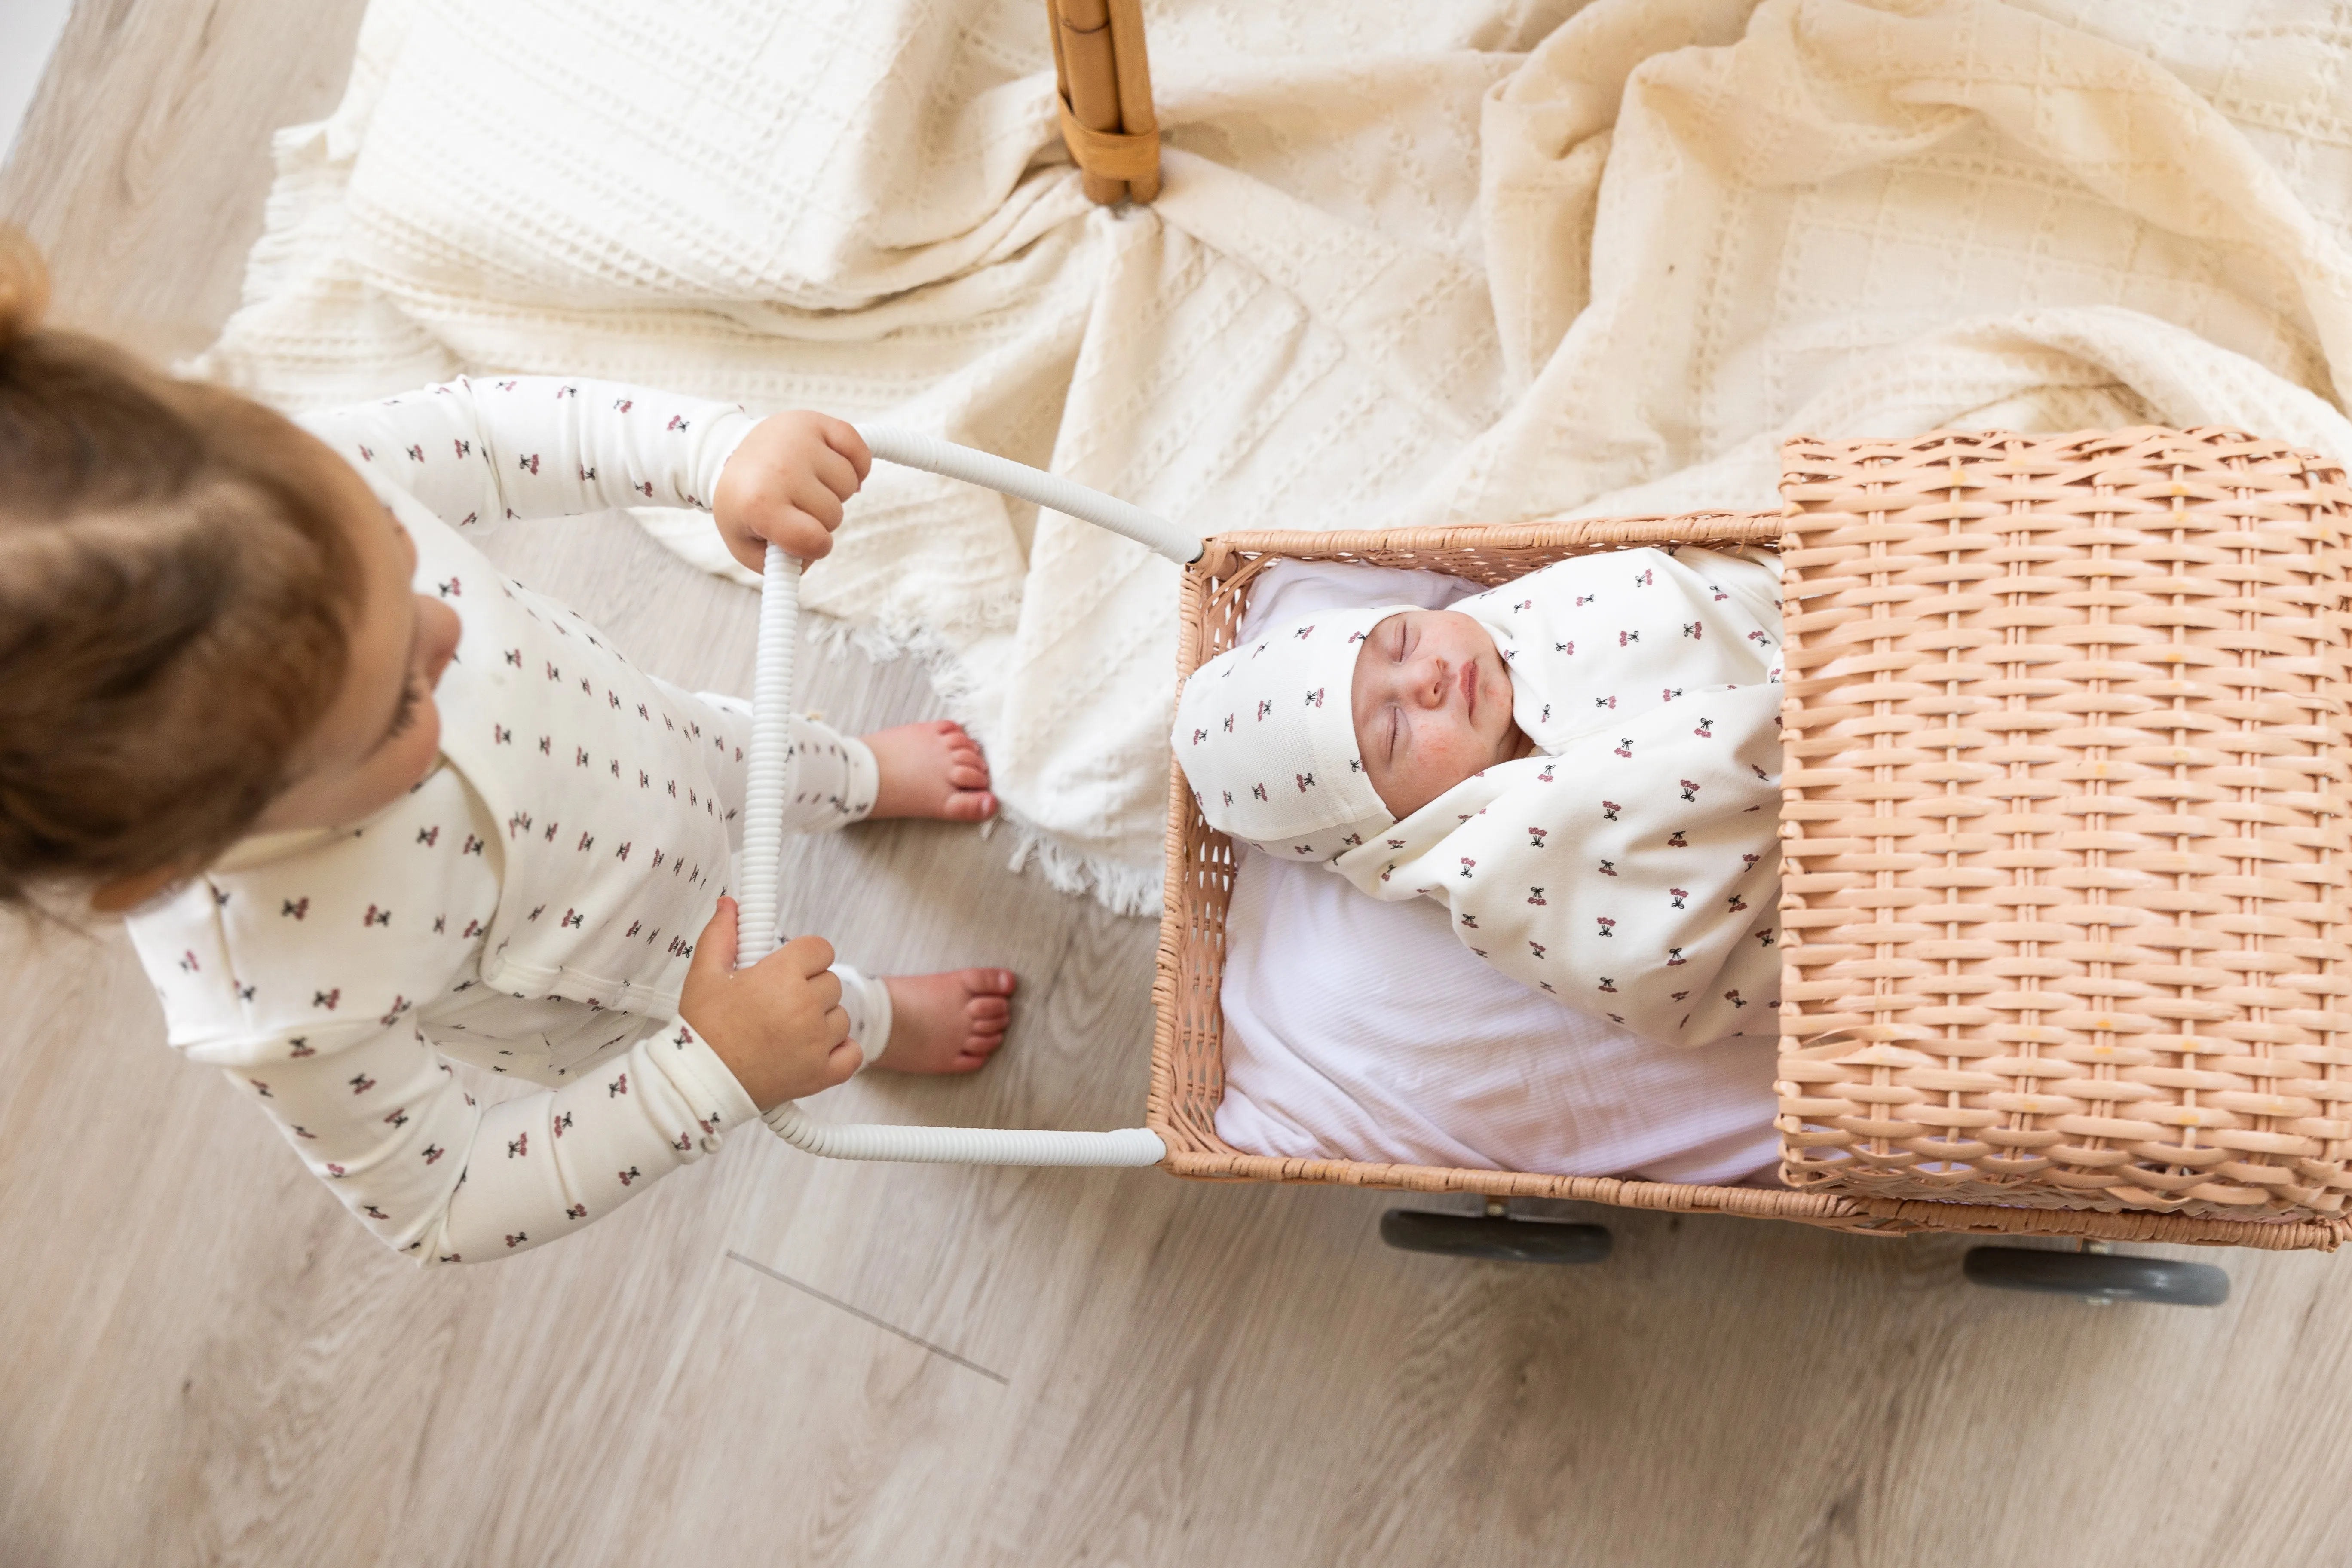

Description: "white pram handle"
739 427 1196 1167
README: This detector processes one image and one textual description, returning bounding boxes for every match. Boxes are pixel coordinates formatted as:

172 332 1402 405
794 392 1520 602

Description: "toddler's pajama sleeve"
297 375 760 533
188 1013 757 1265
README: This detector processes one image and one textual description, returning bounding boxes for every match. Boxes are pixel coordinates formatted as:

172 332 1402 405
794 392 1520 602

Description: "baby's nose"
1421 656 1452 706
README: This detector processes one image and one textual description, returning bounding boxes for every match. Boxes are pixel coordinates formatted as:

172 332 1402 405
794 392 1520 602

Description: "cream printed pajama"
129 378 883 1264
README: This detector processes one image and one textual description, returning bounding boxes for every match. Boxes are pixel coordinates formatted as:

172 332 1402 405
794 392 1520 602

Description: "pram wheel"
1962 1244 2229 1307
1379 1208 1612 1266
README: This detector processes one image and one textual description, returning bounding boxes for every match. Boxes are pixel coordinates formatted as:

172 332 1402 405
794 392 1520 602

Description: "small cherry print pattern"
1316 544 1786 1048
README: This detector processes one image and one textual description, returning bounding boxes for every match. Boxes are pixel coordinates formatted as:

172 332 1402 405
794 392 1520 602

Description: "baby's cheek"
1406 729 1487 807
1444 721 1496 778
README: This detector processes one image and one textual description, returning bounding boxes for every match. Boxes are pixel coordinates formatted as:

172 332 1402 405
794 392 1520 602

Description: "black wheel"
1380 1208 1612 1265
1963 1245 2229 1307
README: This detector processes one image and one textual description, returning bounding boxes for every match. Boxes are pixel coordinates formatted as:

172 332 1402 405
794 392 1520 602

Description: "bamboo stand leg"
1052 0 1127 205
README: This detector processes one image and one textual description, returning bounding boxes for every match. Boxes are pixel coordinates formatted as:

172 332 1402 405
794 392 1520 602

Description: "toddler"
1175 544 1785 1047
0 233 1014 1264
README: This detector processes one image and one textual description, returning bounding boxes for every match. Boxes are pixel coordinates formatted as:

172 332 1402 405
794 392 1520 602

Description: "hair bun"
0 226 52 347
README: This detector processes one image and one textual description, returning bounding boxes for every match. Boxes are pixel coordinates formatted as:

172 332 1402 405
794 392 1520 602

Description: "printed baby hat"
1173 605 1405 863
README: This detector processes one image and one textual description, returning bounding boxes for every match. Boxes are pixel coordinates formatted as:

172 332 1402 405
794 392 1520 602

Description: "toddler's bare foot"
864 720 996 822
875 969 1016 1074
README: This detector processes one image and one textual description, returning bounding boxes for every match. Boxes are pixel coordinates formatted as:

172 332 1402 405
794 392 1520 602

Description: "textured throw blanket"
197 0 2352 913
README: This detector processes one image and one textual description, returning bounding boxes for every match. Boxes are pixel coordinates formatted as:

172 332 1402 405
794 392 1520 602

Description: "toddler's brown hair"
0 229 363 909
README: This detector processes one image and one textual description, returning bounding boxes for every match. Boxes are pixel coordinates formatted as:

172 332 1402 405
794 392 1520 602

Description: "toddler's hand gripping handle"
739 432 1173 1168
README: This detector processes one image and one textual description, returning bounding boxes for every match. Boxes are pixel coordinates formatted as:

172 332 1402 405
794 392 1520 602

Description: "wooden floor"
6 6 2352 1565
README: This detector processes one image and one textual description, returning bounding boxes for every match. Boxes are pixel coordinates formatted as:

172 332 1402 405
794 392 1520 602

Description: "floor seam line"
724 1249 1010 1386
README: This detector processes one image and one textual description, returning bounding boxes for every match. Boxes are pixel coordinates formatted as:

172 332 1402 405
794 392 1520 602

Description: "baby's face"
1350 609 1525 819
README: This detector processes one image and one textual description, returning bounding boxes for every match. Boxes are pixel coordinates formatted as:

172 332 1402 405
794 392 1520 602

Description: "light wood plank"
0 0 369 363
6 8 2352 1568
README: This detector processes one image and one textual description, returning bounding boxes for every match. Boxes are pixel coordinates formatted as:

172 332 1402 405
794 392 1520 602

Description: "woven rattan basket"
1776 427 2352 1225
1149 453 2352 1251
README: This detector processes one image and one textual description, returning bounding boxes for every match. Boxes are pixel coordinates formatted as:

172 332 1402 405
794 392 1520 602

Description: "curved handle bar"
732 546 801 968
731 431 1175 1167
860 425 1203 566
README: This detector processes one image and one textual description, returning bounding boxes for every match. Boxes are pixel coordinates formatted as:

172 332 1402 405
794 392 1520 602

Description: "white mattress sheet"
1211 560 1782 1185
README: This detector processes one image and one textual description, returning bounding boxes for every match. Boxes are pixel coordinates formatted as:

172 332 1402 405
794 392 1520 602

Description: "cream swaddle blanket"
1176 545 1786 1047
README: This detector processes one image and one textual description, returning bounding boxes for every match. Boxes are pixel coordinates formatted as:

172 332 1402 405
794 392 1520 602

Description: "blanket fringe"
998 811 1167 919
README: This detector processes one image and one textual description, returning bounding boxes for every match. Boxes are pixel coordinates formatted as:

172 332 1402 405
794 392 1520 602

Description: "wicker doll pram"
1147 428 2352 1260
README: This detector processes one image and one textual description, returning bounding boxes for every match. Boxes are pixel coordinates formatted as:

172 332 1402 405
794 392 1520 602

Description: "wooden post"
1048 0 1159 204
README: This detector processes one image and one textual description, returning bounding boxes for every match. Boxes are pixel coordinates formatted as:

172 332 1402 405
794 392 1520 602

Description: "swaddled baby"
1174 545 1785 1048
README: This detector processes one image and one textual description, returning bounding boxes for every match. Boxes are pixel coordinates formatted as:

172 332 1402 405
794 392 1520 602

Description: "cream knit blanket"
196 0 2352 913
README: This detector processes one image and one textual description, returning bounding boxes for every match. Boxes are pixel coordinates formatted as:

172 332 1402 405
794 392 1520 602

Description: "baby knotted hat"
1172 605 1405 863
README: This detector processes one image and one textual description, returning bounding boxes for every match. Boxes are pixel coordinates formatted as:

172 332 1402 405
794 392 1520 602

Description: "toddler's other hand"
712 410 871 572
680 898 862 1110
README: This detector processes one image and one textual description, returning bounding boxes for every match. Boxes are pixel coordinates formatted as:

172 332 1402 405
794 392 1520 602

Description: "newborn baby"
1174 545 1785 1048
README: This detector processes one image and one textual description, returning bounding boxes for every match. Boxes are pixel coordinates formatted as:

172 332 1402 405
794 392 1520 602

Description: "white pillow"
1212 560 1781 1184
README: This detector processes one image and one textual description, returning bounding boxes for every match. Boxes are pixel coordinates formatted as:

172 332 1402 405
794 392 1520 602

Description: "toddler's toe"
942 789 997 822
953 1040 1006 1071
